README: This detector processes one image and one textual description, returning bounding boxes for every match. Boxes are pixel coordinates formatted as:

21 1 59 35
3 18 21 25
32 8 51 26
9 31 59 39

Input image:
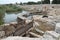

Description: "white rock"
10 22 17 25
0 36 55 40
34 22 40 26
55 23 60 34
33 15 55 31
4 24 10 26
26 19 32 24
0 31 5 38
43 31 60 40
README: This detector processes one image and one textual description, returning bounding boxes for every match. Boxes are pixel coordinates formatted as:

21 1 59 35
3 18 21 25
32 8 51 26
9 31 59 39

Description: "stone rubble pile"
1 5 60 40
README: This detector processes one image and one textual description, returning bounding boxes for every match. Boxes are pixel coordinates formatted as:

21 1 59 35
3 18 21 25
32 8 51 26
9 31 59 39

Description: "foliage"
20 0 50 5
0 20 4 25
0 4 22 13
43 0 50 4
20 2 23 5
21 1 41 5
0 8 5 25
52 0 60 4
27 2 37 5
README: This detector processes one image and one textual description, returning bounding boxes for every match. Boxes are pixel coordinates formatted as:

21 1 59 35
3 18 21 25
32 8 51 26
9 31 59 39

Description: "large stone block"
55 23 60 34
43 31 60 40
33 15 55 32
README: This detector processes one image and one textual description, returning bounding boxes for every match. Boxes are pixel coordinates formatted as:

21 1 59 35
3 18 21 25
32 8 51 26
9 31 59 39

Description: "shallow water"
0 11 29 24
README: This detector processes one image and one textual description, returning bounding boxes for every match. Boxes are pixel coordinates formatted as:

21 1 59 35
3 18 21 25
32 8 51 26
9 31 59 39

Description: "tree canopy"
20 0 60 5
52 0 60 4
43 0 50 4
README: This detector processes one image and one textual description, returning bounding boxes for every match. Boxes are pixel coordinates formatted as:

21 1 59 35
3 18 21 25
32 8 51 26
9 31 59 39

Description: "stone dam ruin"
1 5 60 40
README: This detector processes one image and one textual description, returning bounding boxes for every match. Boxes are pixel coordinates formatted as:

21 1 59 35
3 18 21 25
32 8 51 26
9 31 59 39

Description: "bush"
5 5 22 12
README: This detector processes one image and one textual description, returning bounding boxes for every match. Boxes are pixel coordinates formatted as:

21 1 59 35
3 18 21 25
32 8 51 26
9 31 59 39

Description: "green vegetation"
20 0 60 4
52 0 60 4
43 0 50 4
0 19 4 25
0 5 6 25
20 0 50 5
21 1 41 5
0 4 22 13
25 2 38 5
0 8 5 25
5 4 22 12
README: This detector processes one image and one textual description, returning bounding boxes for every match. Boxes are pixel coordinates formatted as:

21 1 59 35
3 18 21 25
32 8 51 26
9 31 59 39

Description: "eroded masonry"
1 5 60 40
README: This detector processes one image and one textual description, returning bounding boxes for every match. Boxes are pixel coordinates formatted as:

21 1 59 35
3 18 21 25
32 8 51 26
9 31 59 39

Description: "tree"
20 2 23 5
57 0 60 4
37 1 41 4
43 0 50 4
27 2 37 5
52 0 57 4
52 0 60 4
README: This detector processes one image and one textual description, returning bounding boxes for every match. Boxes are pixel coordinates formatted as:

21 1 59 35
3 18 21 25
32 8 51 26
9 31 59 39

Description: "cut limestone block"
43 31 60 40
55 23 60 34
33 16 55 32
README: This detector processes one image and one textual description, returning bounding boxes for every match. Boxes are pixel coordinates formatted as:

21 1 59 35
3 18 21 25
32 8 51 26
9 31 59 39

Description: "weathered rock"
48 9 57 16
43 31 60 40
26 19 32 24
0 31 5 38
48 8 60 16
4 24 10 26
0 36 55 40
33 15 55 32
3 25 16 36
10 22 17 25
0 25 4 31
55 23 60 34
0 36 40 40
10 22 18 28
13 21 33 36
